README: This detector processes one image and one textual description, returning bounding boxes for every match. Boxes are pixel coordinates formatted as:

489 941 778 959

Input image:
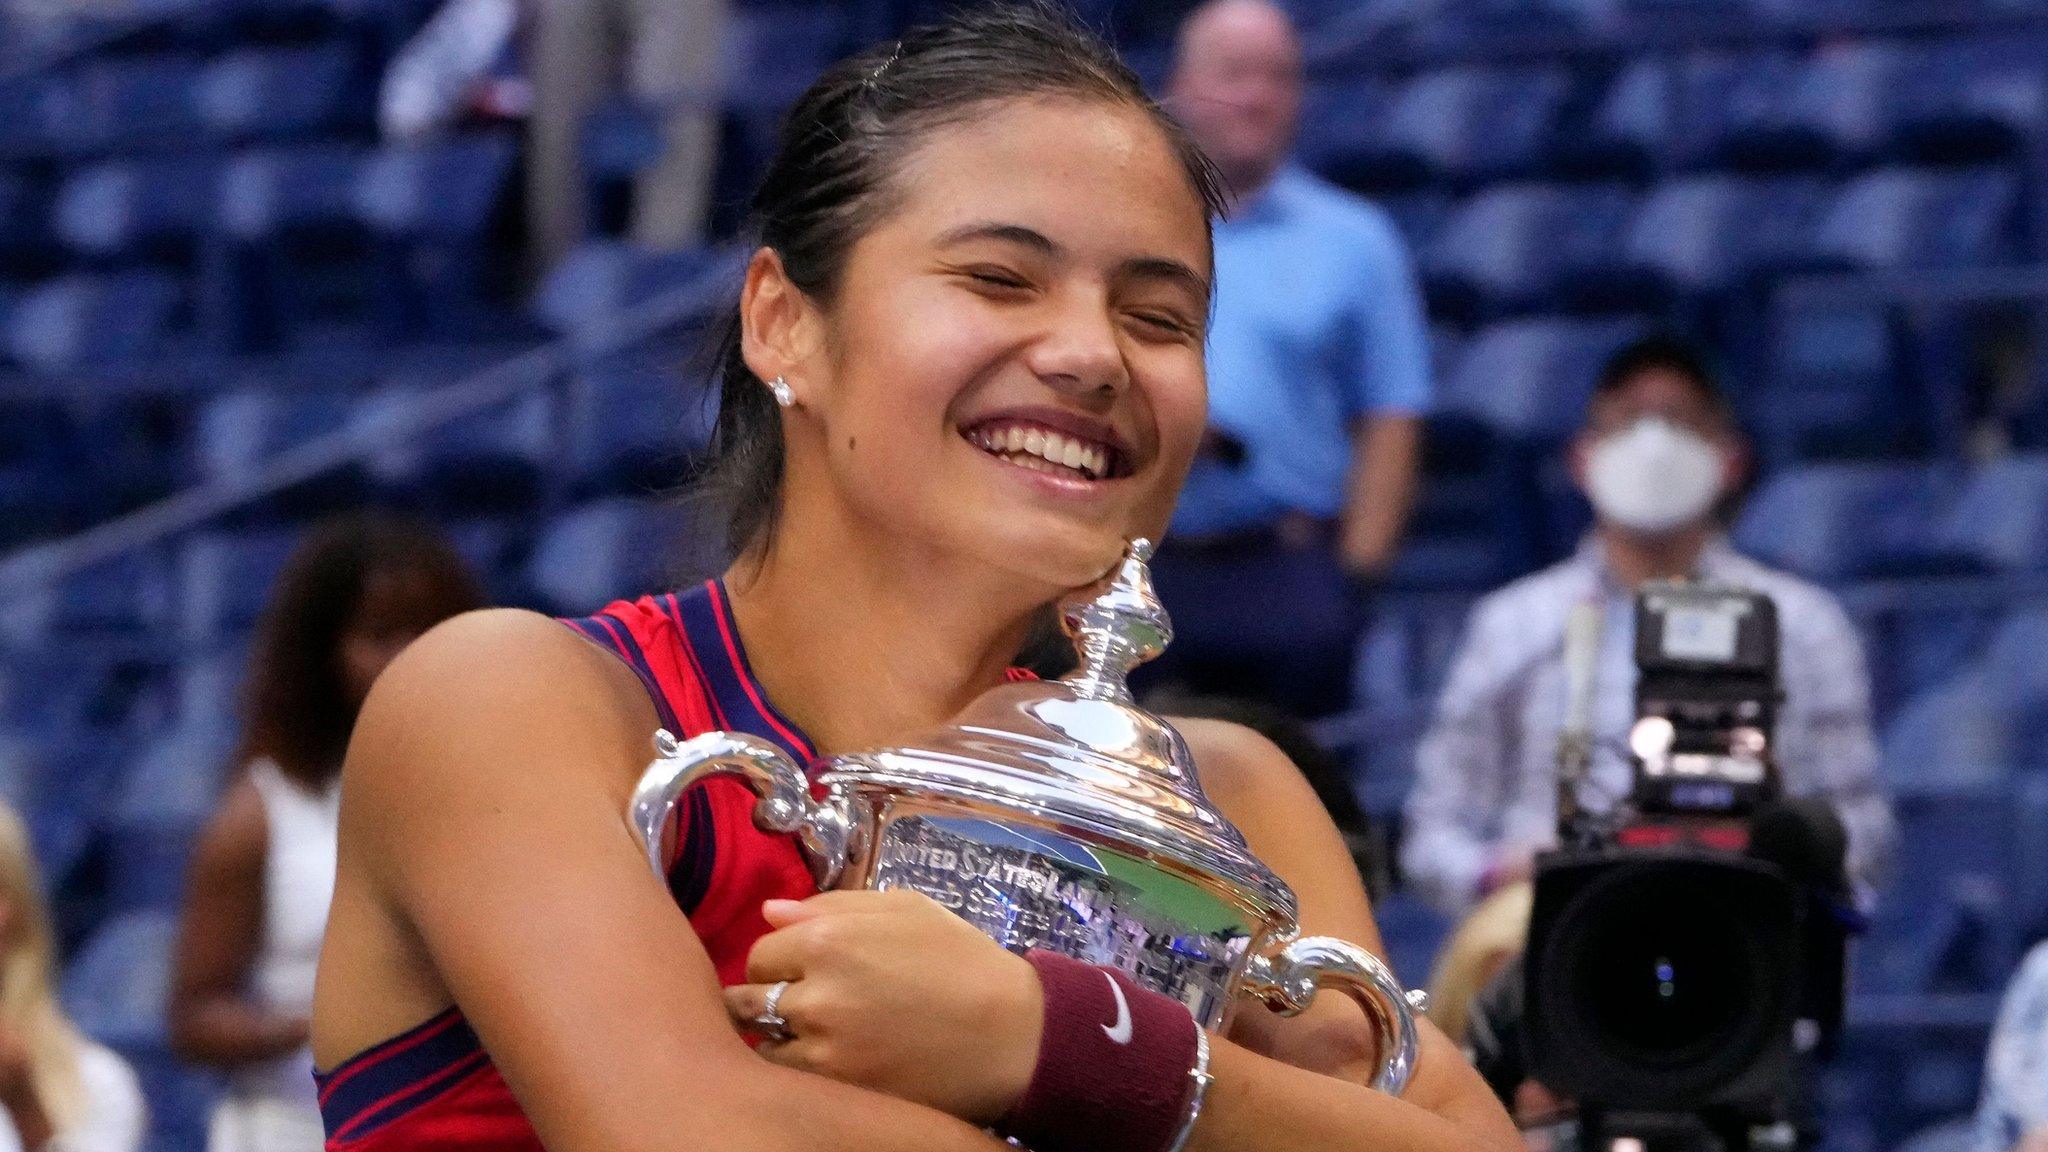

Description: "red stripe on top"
334 1051 493 1143
318 1010 464 1106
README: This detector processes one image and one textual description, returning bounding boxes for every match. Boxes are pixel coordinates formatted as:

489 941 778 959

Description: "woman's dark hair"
701 1 1227 556
238 513 484 789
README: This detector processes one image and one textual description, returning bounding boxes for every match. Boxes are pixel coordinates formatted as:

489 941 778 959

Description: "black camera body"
1628 583 1781 822
1522 583 1846 1138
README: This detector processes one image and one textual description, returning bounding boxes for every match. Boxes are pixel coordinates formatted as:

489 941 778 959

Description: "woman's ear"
739 247 825 391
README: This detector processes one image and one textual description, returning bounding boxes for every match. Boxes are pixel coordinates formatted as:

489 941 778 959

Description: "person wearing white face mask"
1401 336 1897 918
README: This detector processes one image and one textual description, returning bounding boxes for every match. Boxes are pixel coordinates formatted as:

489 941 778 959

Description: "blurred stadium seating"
1 1 2047 1148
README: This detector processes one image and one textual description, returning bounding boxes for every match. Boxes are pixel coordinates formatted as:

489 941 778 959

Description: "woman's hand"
723 890 1043 1126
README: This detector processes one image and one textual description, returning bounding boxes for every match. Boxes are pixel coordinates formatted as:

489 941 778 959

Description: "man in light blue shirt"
1146 0 1431 717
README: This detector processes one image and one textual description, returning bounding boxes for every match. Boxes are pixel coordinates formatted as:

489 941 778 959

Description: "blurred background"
1 1 2046 1151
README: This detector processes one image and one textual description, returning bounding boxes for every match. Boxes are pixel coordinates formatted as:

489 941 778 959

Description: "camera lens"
1529 855 1796 1108
1573 896 1749 1062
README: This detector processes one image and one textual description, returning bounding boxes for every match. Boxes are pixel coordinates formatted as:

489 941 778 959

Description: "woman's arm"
330 609 1011 1152
722 716 1519 1152
169 777 310 1067
1179 716 1518 1152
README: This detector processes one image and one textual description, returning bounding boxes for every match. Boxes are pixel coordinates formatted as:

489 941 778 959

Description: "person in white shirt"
1402 336 1897 917
170 516 482 1152
0 802 144 1152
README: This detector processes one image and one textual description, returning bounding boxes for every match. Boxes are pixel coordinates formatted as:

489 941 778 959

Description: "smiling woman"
308 6 1516 1152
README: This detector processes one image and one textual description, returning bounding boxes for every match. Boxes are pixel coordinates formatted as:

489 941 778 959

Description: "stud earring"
768 376 795 408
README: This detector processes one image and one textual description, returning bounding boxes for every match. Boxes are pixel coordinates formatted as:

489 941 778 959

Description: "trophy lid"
819 539 1300 926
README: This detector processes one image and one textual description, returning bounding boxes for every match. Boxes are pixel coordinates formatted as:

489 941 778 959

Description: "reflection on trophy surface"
874 812 1246 1027
630 538 1427 1094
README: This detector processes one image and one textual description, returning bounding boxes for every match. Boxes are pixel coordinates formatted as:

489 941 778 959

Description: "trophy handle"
630 730 856 890
1242 936 1428 1096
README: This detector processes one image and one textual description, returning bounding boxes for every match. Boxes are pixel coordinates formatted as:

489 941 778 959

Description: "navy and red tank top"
314 581 827 1151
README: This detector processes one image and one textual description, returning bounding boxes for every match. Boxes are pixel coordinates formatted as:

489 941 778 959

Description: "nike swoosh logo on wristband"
1101 971 1133 1044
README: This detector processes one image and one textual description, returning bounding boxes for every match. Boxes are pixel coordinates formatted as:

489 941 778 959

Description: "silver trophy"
629 540 1426 1094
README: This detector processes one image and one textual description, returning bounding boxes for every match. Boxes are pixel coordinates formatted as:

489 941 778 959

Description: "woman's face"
761 97 1213 593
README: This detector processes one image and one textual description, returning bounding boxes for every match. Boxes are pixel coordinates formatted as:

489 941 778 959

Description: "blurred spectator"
1977 941 2048 1152
1148 0 1430 718
379 0 529 142
1402 337 1896 916
1425 881 1532 1052
0 802 144 1152
171 516 483 1152
528 0 730 273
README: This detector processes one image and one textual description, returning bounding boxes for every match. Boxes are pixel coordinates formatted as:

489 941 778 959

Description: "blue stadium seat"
1367 891 1451 991
2 271 183 372
1731 462 1963 581
173 645 247 735
1608 0 1760 23
218 143 367 242
1934 455 2048 573
1859 779 2048 996
1713 43 1904 169
192 388 353 486
1401 0 1608 53
0 70 65 160
52 156 219 261
1423 183 1636 317
62 910 178 1048
1847 586 2006 724
1890 36 2048 162
1437 316 1644 442
51 53 208 157
105 718 234 913
530 240 724 336
193 42 359 142
355 133 516 240
1337 65 1572 188
0 730 123 882
1981 611 2048 767
1890 1117 1979 1152
1667 50 1806 170
524 498 723 615
1979 607 2048 708
0 552 176 641
1351 594 1475 716
0 172 50 258
725 3 856 114
561 360 716 496
1372 190 1453 254
1550 56 1673 176
1756 301 1931 462
1806 167 2018 271
128 1050 219 1152
1616 175 1828 298
355 385 553 513
0 646 141 740
1880 673 2015 790
177 529 299 645
1296 79 1393 189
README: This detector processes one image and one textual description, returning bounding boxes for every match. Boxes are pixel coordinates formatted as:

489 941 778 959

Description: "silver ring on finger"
754 980 794 1043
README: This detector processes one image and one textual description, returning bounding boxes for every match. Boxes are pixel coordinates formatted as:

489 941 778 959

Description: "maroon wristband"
1003 950 1201 1152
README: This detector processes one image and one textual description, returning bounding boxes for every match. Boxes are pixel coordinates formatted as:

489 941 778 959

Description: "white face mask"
1584 417 1726 534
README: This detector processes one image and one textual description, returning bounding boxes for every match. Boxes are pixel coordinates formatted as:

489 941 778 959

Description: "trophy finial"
1059 538 1173 702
